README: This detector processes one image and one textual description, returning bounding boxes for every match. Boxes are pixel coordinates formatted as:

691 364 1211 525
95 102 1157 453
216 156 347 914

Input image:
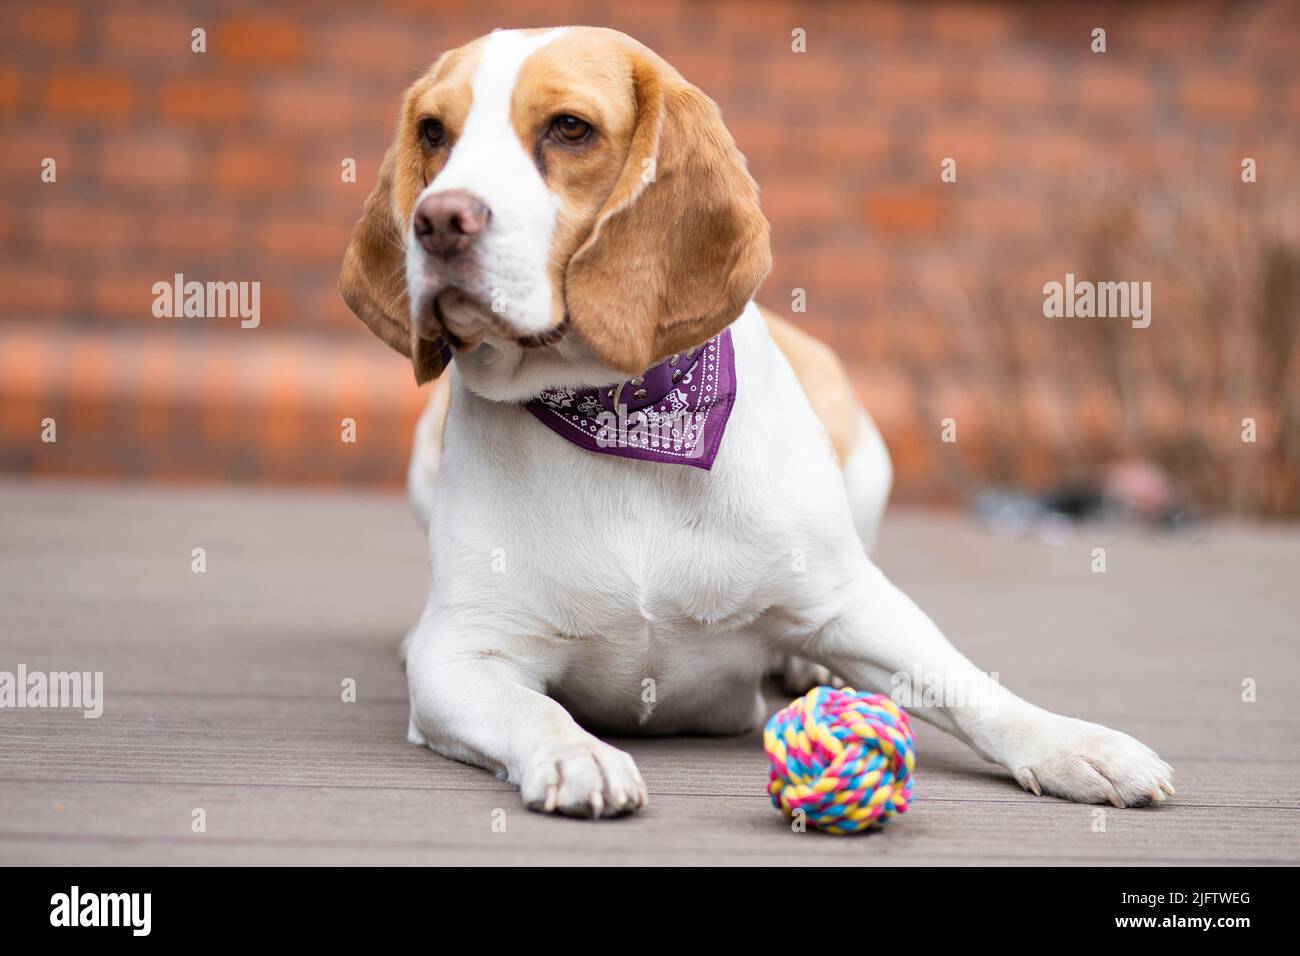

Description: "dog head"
339 27 770 399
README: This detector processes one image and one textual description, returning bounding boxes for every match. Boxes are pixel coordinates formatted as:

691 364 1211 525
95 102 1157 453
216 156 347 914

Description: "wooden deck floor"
1 479 1297 866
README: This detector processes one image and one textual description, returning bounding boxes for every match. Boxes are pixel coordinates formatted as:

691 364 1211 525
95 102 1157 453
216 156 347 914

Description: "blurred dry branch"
957 172 1300 517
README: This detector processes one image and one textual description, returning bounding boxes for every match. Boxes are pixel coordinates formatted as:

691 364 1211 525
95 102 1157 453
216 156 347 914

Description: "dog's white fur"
406 29 567 341
389 29 1174 818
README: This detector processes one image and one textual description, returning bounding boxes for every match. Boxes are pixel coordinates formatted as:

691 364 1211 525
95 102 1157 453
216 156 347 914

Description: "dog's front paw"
520 739 648 819
1010 716 1175 808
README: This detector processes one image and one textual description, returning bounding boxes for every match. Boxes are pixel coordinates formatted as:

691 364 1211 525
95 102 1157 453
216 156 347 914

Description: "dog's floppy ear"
565 52 772 376
339 136 448 385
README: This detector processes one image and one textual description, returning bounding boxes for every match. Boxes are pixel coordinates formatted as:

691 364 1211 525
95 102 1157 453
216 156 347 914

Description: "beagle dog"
340 26 1175 817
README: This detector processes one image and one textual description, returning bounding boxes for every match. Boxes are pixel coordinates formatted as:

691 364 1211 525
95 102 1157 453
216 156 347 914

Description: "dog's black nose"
413 189 491 258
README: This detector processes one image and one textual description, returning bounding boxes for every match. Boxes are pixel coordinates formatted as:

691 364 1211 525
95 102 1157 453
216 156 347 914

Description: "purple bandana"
523 330 737 469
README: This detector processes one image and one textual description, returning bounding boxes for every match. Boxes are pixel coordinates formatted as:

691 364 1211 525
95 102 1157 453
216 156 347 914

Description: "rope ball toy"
763 686 915 834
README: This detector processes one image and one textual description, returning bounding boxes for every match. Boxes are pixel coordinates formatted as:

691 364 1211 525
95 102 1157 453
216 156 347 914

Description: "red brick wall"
2 1 1298 511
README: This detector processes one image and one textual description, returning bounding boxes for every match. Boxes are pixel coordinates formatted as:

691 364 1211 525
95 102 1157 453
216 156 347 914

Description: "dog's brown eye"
550 114 591 144
420 117 446 150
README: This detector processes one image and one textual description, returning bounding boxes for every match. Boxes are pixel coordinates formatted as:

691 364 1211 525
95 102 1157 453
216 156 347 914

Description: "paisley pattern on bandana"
523 329 737 469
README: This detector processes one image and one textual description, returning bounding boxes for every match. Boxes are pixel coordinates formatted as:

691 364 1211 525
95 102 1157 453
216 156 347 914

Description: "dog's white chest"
420 310 860 734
